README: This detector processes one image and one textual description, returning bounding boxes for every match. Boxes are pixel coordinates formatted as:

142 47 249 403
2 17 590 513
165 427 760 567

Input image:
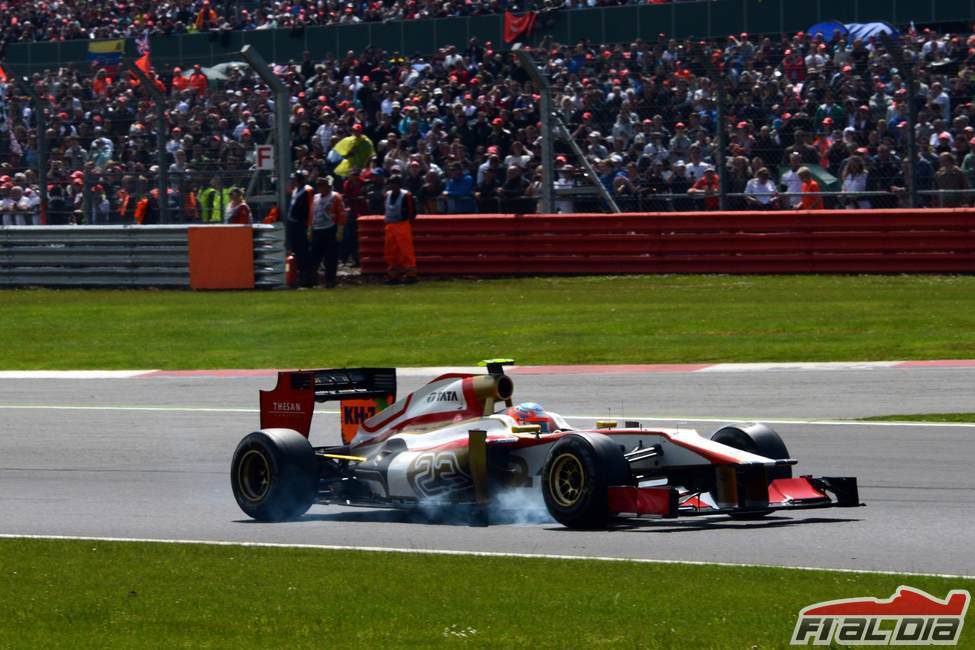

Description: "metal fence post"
18 77 48 225
715 76 729 212
83 168 93 224
882 32 918 209
240 45 292 223
513 49 553 213
700 46 729 212
538 83 555 214
124 58 171 223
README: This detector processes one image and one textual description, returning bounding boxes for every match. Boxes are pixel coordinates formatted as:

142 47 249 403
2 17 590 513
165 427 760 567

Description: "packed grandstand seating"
1 20 974 225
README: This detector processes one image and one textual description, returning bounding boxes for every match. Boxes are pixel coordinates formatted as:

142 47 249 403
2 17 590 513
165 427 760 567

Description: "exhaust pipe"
471 374 514 415
471 374 513 401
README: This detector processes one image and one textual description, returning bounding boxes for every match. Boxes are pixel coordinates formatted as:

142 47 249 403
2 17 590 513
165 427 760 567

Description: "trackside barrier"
357 210 975 275
0 224 286 288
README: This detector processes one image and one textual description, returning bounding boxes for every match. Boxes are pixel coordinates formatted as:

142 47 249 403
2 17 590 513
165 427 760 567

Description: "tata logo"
791 586 970 646
272 401 303 413
425 390 459 403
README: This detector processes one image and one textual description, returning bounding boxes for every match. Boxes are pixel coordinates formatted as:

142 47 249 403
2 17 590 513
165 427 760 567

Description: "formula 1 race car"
231 362 861 528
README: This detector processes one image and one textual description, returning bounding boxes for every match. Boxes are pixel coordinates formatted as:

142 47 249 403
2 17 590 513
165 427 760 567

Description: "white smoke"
415 487 553 526
489 487 554 525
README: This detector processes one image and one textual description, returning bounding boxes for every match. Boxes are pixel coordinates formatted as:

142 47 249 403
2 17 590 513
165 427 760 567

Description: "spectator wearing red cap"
688 167 720 210
188 65 208 95
171 67 190 94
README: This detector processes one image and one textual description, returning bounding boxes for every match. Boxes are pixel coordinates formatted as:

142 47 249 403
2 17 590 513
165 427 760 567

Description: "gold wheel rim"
238 449 271 501
549 453 585 507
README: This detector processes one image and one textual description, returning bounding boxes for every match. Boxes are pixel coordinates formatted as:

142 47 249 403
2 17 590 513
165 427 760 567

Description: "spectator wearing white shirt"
685 145 710 182
744 167 779 209
780 152 805 208
929 82 950 123
841 155 871 209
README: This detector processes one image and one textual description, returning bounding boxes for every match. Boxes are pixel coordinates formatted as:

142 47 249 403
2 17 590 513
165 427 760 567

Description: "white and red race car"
231 362 861 528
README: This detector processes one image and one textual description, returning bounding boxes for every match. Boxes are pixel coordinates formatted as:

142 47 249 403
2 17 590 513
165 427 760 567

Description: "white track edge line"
1 533 972 580
1 404 972 427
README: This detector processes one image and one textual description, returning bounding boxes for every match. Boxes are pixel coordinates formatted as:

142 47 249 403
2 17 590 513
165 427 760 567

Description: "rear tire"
541 433 631 529
231 429 318 521
710 423 791 520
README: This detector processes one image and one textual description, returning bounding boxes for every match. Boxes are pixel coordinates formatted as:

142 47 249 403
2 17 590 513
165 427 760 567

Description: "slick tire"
231 429 318 522
542 433 631 529
710 423 791 520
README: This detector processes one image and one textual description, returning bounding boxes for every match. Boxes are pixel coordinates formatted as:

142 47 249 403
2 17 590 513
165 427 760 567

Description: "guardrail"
0 224 286 288
252 225 287 289
358 210 975 275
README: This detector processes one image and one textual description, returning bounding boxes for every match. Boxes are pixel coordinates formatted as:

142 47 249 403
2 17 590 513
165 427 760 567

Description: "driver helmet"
506 402 557 434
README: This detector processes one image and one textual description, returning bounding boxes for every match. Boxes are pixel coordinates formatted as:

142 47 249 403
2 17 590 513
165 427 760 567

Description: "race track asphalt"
1 366 973 576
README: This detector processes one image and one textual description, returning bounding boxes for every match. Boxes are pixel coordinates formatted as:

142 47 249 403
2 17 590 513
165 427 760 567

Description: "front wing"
607 474 861 519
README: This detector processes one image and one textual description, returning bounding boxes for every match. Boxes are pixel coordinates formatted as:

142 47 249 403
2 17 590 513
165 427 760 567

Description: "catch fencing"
358 210 975 275
0 223 285 288
6 0 975 72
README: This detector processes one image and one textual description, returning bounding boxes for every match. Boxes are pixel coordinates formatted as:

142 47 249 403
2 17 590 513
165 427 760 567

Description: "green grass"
859 413 975 423
1 539 972 648
2 275 975 369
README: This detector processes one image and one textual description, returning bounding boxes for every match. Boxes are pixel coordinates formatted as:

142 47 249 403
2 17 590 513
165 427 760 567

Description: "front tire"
710 423 792 480
231 429 318 521
710 423 791 519
541 433 631 529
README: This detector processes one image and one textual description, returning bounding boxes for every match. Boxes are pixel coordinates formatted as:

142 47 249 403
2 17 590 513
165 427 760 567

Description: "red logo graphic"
791 586 970 645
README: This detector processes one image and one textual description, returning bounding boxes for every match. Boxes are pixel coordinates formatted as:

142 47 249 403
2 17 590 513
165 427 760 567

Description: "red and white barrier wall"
358 210 975 275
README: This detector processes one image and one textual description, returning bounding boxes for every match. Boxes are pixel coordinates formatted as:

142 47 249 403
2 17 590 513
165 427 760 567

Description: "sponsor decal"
791 586 970 646
425 390 460 403
341 395 393 444
270 401 304 414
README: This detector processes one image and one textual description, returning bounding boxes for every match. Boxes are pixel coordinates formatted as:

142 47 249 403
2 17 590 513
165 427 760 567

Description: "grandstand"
0 0 974 227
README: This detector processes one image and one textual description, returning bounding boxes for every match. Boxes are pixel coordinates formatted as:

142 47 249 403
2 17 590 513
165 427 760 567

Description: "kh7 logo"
791 586 970 646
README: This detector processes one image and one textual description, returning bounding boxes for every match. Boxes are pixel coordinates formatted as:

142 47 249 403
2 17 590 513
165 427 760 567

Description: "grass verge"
1 538 972 648
859 413 975 423
2 275 975 369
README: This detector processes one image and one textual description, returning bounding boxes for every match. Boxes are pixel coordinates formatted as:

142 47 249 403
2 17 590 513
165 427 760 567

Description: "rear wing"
291 368 396 402
259 368 396 438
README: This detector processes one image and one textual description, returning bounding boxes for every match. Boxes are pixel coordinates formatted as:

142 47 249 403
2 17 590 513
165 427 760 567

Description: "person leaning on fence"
796 167 825 211
308 176 347 289
744 168 779 210
841 156 871 210
383 175 418 285
688 167 720 210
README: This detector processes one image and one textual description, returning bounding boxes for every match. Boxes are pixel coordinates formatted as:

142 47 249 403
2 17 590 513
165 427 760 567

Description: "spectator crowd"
0 0 705 46
2 20 975 230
